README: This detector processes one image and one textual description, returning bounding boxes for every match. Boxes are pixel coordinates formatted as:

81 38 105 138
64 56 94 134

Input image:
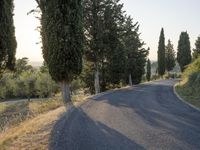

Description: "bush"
183 57 200 83
178 57 200 103
0 70 59 100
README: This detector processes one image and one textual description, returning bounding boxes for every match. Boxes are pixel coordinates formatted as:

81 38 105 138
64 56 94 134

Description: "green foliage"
183 57 200 82
0 0 17 74
82 0 149 92
15 58 33 74
37 0 84 83
176 57 200 108
177 32 192 72
165 40 176 72
80 61 95 94
183 57 200 94
146 59 151 81
83 0 127 91
123 16 149 84
157 28 165 76
71 79 84 95
102 1 127 87
192 36 200 60
0 59 59 100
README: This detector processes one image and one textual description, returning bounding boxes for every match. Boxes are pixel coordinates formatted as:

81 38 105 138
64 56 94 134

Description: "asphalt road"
50 80 200 150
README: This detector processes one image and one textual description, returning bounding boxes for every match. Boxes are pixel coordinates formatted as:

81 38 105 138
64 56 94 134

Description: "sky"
14 0 200 62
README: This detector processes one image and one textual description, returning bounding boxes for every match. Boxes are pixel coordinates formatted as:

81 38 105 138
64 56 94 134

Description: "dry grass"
0 107 65 150
0 93 89 150
0 98 63 132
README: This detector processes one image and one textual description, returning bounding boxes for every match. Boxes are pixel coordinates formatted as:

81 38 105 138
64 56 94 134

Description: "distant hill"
151 61 181 75
29 61 43 68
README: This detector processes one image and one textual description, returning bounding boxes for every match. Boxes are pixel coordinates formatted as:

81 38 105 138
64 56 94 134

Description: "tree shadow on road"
91 82 200 149
49 107 145 150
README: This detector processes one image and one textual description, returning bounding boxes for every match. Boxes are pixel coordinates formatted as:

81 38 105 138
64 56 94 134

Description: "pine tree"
103 0 126 87
123 16 149 85
193 36 200 60
36 0 84 103
83 0 127 92
0 0 17 75
157 28 165 77
177 32 192 72
83 0 105 94
146 59 151 81
165 40 176 72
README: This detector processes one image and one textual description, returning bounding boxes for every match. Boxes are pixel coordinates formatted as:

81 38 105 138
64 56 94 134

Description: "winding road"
50 80 200 150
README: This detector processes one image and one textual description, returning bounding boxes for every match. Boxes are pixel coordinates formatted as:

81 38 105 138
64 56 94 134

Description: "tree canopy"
157 28 165 76
36 0 84 103
193 36 200 60
165 40 176 72
177 32 192 72
0 0 17 75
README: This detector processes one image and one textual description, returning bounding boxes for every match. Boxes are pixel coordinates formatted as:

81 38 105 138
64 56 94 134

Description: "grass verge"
0 93 89 150
175 83 200 109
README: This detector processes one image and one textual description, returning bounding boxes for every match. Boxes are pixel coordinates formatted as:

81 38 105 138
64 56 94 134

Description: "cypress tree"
36 0 84 103
157 28 165 77
165 40 176 72
177 32 192 72
193 36 200 60
0 0 17 75
146 59 151 81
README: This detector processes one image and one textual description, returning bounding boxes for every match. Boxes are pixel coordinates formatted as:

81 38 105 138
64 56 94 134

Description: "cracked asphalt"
50 80 200 150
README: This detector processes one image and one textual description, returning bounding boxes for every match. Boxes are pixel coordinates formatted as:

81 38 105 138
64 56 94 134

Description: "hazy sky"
14 0 200 62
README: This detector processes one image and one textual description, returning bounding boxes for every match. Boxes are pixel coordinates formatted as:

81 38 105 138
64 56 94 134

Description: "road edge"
173 83 200 112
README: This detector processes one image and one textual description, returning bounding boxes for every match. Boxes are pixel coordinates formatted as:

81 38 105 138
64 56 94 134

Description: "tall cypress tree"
36 0 84 103
157 28 165 77
165 40 175 72
146 59 151 81
193 36 200 60
0 0 17 75
177 32 192 72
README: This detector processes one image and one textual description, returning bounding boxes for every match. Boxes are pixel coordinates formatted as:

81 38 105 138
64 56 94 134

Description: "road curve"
50 80 200 150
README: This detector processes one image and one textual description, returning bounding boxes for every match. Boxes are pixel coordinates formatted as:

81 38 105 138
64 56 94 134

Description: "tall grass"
176 57 200 108
0 98 63 132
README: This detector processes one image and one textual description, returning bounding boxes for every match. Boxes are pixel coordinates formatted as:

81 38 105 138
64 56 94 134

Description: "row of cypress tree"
36 0 149 103
157 28 199 76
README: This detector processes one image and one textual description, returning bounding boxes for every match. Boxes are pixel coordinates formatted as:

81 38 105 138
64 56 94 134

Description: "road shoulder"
173 83 200 112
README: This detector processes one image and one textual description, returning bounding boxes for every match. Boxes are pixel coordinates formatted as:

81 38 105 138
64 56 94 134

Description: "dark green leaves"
177 32 191 72
38 0 84 83
157 28 165 76
0 0 16 75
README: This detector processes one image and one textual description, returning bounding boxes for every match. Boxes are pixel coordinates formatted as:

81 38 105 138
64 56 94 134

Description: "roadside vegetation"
0 92 89 150
176 57 200 108
0 98 63 150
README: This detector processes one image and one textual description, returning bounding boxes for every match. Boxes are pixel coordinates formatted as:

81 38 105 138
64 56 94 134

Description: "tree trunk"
60 81 71 104
94 65 100 94
129 74 133 86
